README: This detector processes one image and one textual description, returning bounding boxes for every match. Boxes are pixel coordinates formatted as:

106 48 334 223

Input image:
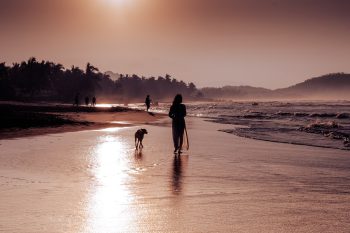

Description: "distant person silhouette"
145 95 151 112
85 96 89 106
92 96 96 107
74 93 80 106
169 94 187 153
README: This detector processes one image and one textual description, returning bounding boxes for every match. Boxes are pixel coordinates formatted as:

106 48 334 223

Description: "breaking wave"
187 101 350 150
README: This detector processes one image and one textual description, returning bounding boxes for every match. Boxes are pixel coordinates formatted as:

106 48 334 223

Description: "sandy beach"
0 116 349 233
2 0 350 232
0 103 164 139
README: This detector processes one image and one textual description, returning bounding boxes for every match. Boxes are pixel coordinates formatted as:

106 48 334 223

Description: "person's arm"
169 106 174 118
183 105 187 117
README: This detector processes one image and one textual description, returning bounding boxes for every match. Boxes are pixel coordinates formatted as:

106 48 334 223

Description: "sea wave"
140 101 350 150
220 128 350 150
199 101 350 150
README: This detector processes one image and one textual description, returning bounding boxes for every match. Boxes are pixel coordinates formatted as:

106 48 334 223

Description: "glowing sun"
105 0 131 6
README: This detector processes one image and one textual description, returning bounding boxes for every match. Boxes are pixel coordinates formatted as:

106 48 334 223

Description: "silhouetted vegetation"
115 73 200 102
2 58 348 102
0 58 201 103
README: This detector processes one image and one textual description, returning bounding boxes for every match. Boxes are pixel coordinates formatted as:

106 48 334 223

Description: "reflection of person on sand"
145 95 151 112
171 155 182 194
169 94 187 153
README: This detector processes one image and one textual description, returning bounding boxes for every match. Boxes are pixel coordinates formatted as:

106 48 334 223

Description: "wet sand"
0 118 349 232
0 103 164 139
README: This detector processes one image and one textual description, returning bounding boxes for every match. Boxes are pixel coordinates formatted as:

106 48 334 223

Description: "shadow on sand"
134 149 143 161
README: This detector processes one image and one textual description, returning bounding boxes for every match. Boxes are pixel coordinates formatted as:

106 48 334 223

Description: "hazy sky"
1 0 350 88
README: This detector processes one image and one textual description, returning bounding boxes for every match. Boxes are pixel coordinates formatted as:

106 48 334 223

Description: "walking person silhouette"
92 96 96 107
145 95 151 112
169 94 187 154
74 93 80 106
85 96 89 106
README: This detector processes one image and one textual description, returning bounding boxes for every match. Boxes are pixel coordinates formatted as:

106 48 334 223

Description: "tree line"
0 58 202 103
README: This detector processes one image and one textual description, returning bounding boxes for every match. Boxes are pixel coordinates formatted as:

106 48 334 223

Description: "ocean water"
136 100 350 150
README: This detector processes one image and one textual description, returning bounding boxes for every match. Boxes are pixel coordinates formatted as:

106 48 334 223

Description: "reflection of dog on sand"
135 128 148 150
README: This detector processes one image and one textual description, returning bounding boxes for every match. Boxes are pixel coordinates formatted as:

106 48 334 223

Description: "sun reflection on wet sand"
87 130 137 233
95 103 114 108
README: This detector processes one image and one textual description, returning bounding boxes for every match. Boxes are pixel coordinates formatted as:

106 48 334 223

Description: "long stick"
184 125 189 150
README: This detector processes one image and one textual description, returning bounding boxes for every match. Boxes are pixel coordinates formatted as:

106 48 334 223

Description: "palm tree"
85 63 99 78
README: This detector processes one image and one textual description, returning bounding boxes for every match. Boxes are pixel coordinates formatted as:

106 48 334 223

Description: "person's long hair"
172 94 182 105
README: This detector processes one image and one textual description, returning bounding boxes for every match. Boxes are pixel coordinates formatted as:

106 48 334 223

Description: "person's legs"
172 126 179 151
178 127 185 151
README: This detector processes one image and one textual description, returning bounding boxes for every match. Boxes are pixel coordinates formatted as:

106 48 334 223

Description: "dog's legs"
135 138 139 150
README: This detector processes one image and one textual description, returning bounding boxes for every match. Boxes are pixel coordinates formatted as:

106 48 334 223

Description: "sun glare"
105 0 133 7
87 133 137 232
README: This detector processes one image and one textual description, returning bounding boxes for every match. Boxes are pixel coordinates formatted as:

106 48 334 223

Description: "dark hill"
274 73 350 99
200 73 350 100
201 85 273 100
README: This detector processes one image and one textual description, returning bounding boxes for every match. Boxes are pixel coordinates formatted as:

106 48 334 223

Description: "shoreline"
0 103 166 140
220 128 350 151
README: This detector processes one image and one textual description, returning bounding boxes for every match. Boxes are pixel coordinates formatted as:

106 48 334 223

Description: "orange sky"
1 0 350 88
